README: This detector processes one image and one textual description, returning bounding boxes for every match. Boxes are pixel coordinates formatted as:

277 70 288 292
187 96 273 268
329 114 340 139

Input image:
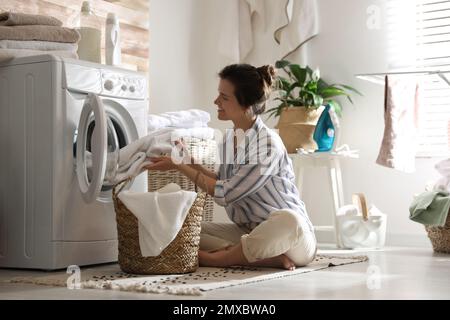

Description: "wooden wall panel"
0 0 149 72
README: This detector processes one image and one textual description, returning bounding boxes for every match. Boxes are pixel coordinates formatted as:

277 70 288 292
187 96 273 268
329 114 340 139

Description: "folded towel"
0 25 80 43
0 39 77 52
409 190 450 226
147 109 211 131
118 183 197 256
0 49 78 62
0 12 63 27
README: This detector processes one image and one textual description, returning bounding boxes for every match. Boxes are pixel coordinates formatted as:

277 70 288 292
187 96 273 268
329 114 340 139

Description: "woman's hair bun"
256 65 276 87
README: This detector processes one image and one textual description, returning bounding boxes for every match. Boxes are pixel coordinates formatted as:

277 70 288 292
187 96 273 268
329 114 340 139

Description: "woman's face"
214 79 245 122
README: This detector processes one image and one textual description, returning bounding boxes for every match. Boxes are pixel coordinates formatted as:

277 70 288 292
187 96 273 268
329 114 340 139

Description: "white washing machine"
0 54 148 270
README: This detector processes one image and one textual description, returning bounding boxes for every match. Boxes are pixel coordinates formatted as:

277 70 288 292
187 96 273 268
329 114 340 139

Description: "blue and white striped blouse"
214 116 314 232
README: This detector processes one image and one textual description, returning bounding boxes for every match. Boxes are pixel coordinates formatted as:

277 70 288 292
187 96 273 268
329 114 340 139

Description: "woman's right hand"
143 156 178 171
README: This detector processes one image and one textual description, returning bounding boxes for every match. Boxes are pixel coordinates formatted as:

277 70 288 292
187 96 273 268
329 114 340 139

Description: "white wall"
149 0 440 247
149 0 231 222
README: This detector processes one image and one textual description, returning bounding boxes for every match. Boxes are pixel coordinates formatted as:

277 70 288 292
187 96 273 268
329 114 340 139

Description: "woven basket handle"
112 178 133 198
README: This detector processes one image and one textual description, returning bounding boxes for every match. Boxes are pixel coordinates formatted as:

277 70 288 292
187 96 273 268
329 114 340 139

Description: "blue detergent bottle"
313 105 338 152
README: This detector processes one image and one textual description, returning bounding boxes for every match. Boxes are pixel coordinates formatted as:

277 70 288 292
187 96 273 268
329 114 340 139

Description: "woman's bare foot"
248 254 296 270
198 245 296 270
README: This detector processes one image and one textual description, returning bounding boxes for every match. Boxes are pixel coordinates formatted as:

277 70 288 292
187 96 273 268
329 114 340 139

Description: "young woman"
146 64 317 270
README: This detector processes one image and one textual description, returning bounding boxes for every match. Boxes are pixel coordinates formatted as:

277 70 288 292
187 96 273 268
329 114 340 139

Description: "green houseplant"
266 60 362 153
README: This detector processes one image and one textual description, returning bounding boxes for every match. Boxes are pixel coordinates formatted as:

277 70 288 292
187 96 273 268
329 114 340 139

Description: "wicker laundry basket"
148 136 217 222
113 179 207 274
425 209 450 254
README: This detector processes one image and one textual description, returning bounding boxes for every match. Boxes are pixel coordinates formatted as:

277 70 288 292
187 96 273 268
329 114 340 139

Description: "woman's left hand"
144 156 178 171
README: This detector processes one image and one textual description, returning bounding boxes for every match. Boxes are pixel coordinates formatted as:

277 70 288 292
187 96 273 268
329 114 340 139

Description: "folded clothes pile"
147 109 212 132
0 12 80 62
433 158 450 193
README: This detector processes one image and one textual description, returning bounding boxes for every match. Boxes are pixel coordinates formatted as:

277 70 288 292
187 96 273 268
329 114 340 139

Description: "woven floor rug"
9 254 368 296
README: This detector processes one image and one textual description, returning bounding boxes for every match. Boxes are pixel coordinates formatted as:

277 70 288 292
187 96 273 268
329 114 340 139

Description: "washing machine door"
76 93 115 203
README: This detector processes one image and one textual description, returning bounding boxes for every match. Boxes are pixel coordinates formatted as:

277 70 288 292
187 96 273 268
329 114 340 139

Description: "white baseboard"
214 210 433 249
315 231 432 248
385 233 432 248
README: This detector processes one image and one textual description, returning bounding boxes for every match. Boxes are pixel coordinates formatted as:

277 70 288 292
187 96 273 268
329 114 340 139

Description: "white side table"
289 152 358 247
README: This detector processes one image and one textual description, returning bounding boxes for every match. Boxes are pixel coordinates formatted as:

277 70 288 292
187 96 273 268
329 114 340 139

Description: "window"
416 0 450 157
387 0 450 157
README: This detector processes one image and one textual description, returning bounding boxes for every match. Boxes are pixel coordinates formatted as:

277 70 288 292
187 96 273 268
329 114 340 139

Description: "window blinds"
416 0 450 157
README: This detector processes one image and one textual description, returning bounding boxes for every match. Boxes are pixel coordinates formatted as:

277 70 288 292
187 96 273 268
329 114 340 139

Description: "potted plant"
266 60 362 153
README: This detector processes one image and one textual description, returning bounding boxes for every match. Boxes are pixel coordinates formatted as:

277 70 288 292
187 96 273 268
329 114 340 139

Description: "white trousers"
200 209 317 266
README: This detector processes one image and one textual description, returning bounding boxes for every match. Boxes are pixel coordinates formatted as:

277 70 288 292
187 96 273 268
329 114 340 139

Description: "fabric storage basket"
148 136 217 222
425 208 450 254
113 179 207 274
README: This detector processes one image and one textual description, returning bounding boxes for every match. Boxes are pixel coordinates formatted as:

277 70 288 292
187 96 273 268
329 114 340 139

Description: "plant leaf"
288 64 307 86
336 84 363 96
302 89 323 107
287 82 300 96
320 87 349 99
278 77 291 91
275 60 290 69
346 95 354 104
317 78 329 91
305 66 313 77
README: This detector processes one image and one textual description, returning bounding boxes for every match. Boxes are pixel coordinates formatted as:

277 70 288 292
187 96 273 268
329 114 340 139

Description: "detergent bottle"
105 13 121 66
75 1 102 63
313 104 340 152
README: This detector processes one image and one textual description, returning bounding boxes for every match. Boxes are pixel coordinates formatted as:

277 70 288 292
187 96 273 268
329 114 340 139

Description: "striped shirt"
214 116 314 232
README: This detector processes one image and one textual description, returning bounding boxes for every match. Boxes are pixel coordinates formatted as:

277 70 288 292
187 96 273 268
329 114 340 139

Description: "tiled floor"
0 246 449 300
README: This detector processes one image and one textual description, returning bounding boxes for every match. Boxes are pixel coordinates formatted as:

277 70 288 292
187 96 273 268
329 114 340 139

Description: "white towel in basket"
118 183 197 257
113 128 179 183
112 127 215 183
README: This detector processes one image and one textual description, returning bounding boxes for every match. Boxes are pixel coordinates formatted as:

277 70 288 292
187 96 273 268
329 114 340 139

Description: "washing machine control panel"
101 70 147 100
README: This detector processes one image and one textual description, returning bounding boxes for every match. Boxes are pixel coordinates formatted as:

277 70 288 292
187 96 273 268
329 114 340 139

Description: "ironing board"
289 152 359 247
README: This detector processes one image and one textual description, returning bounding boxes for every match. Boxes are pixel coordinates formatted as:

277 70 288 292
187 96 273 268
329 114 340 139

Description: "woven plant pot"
113 179 207 274
275 106 324 153
425 210 450 254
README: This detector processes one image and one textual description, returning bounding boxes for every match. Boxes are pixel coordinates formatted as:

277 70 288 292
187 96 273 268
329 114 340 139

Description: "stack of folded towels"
147 108 213 138
0 12 80 62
